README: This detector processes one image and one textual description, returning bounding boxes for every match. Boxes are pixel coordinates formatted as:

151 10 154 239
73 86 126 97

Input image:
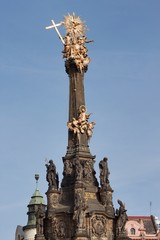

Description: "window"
130 228 135 235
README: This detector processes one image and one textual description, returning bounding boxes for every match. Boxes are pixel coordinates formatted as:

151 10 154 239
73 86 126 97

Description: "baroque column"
44 13 118 240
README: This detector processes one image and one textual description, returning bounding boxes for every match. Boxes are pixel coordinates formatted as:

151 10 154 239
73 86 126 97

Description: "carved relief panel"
91 215 107 238
50 215 73 239
89 215 114 240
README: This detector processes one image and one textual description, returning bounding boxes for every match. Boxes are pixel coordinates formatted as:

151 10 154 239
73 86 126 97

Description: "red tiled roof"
128 216 151 220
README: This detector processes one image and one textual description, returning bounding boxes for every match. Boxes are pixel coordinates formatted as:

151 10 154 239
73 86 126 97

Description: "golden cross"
46 19 65 45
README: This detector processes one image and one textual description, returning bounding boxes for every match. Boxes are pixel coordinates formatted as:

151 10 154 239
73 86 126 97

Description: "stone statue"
116 199 128 236
63 160 73 176
75 159 83 181
83 160 93 181
73 189 87 230
46 13 93 73
99 157 110 187
36 204 45 235
45 160 58 189
57 220 66 237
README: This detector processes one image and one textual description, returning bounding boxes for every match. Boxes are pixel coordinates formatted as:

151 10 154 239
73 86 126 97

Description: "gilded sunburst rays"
63 13 88 37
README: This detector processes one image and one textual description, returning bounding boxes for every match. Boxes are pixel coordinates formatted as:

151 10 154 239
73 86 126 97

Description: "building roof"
126 216 158 235
28 188 45 206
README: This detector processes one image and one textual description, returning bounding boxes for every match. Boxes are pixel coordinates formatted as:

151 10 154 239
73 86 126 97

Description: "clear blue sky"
0 1 160 239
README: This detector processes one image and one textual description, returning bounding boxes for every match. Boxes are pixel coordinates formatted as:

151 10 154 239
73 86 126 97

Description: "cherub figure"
87 121 95 137
62 33 72 58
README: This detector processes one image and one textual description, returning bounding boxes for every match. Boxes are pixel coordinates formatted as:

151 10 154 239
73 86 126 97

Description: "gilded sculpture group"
67 105 95 139
46 13 93 73
62 33 92 72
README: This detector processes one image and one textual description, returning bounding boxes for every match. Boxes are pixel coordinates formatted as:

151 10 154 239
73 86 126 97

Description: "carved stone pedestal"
74 236 88 240
74 229 88 240
35 234 46 240
46 188 60 208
